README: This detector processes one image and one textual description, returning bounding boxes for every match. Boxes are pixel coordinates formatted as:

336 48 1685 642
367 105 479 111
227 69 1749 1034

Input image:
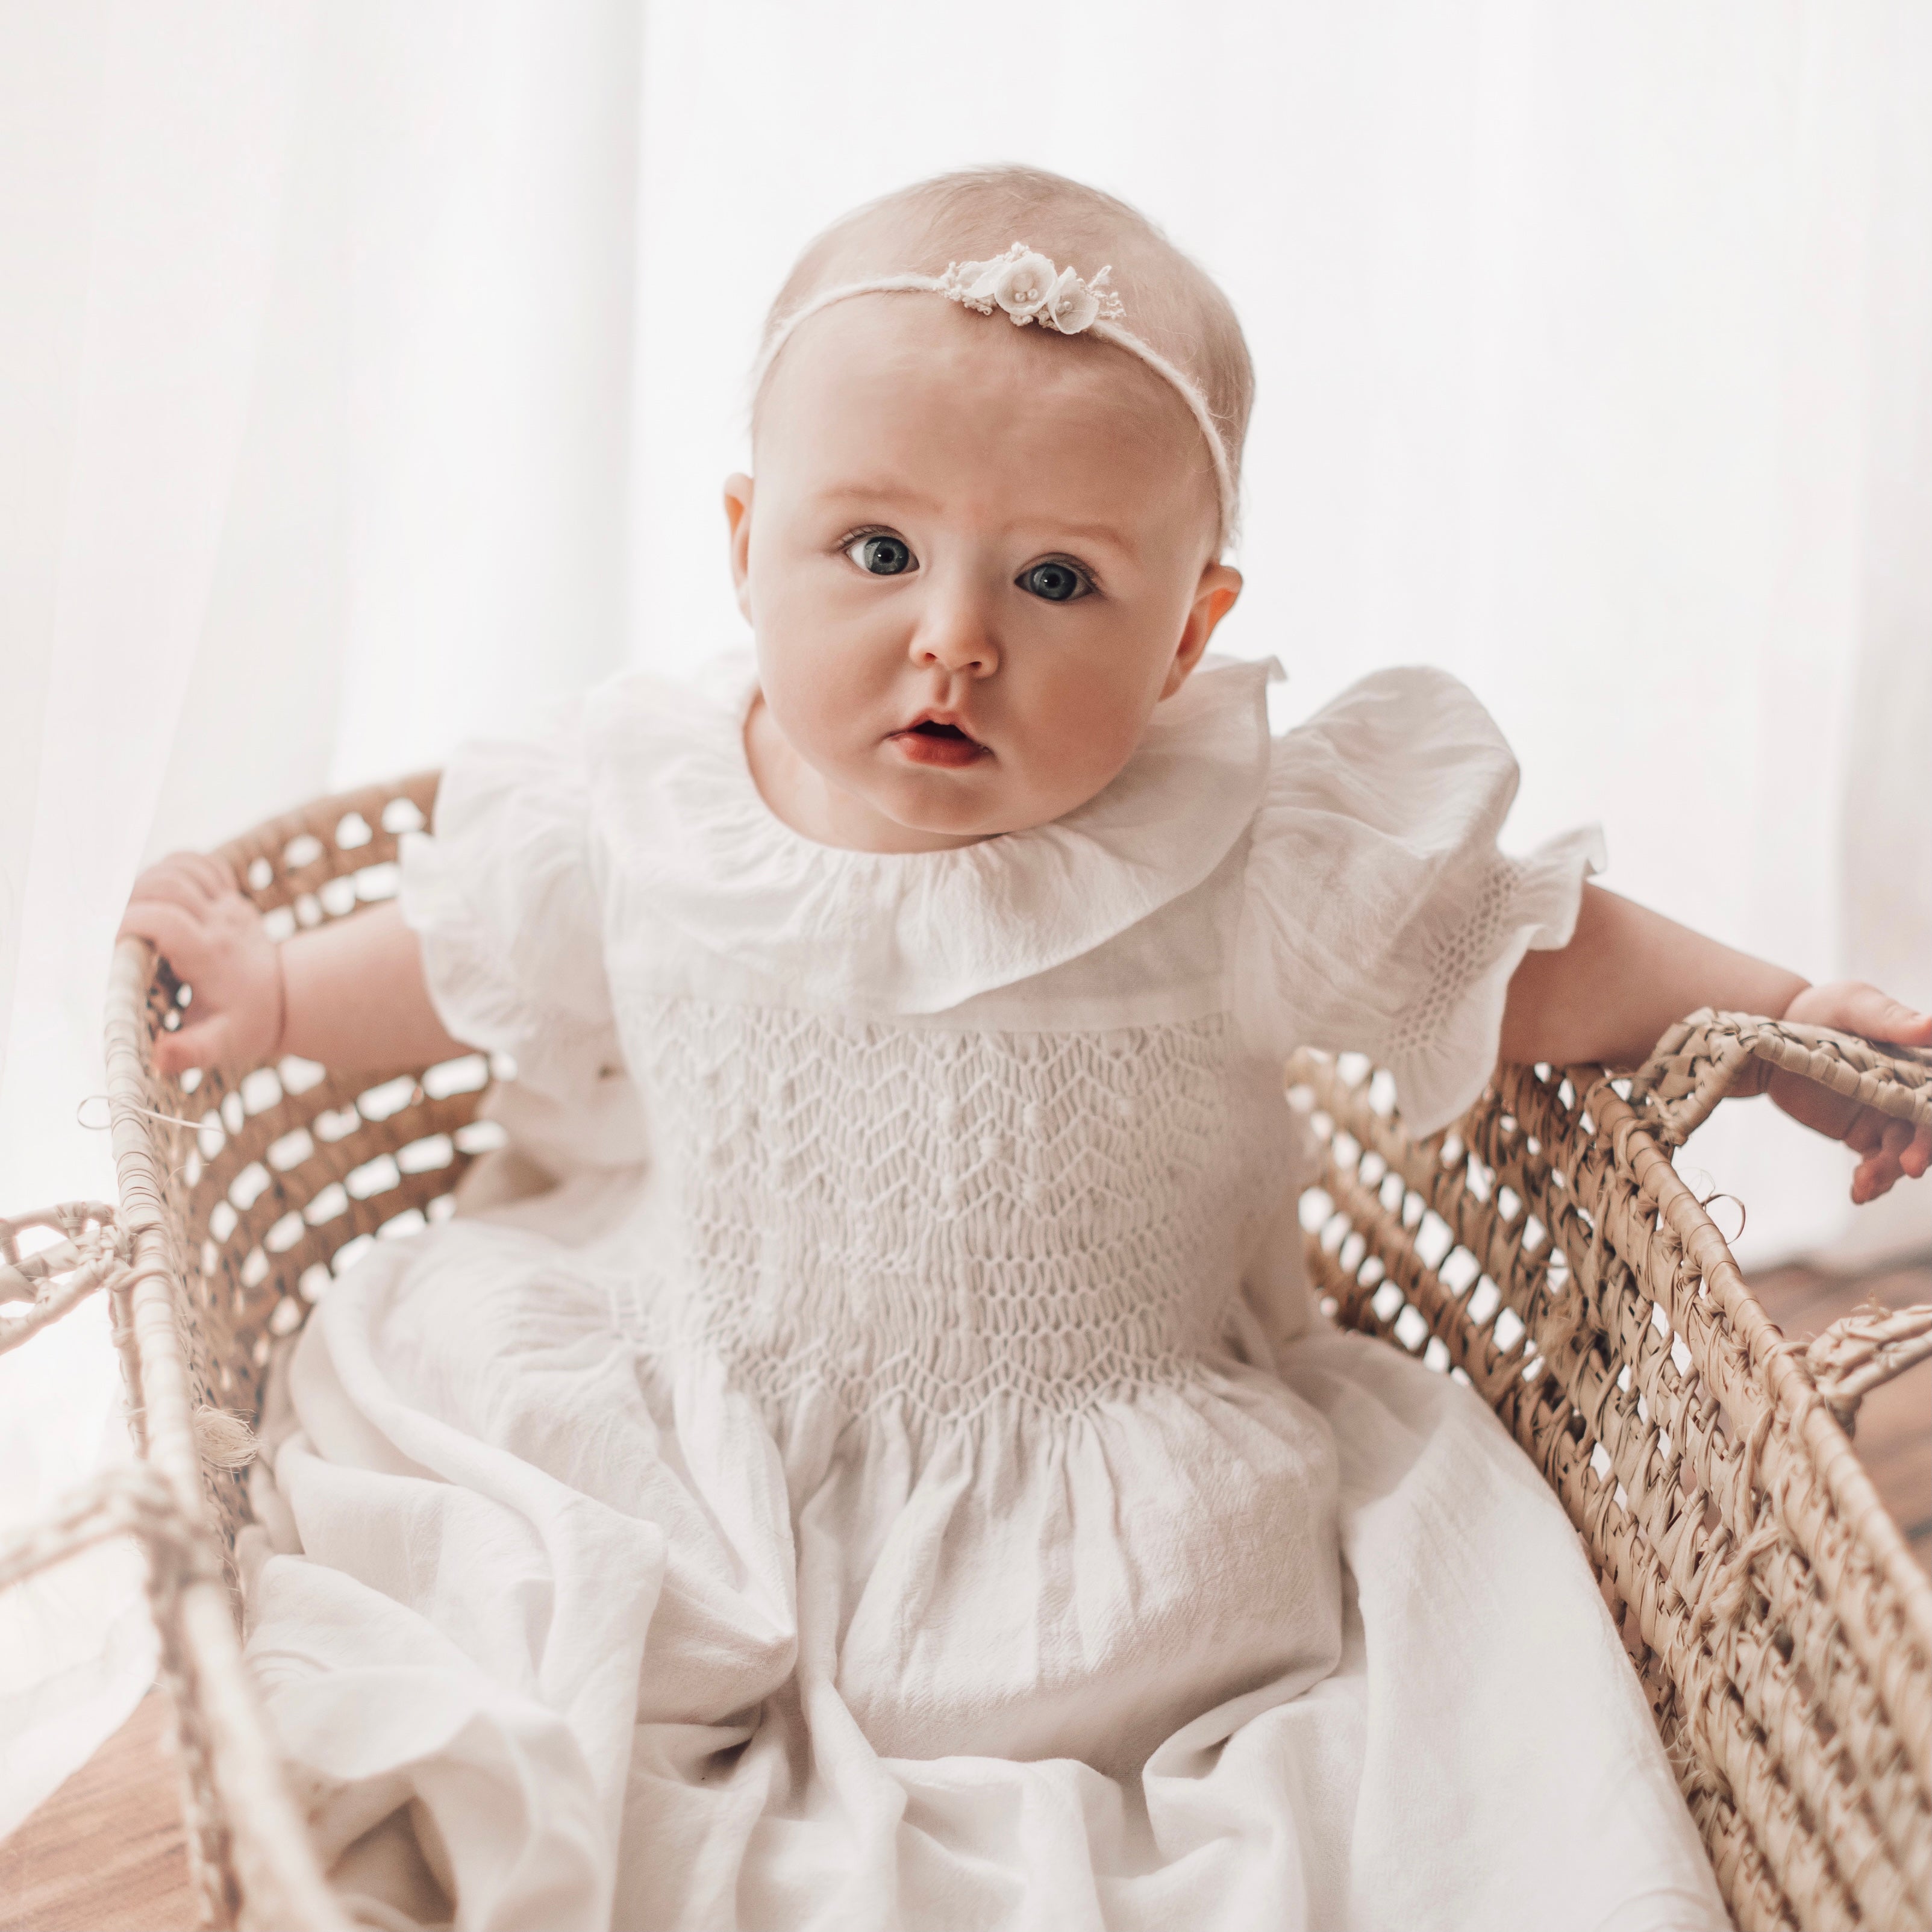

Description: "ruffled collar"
590 651 1280 1014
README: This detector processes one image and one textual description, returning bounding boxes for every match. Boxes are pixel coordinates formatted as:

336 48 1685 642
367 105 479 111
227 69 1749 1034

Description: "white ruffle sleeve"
1235 667 1604 1134
398 707 640 1166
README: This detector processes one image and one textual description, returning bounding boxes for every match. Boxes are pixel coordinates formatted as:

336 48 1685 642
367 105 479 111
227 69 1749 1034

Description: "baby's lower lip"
890 726 989 769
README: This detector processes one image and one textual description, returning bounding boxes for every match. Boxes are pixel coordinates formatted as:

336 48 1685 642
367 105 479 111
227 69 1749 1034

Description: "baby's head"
730 166 1252 852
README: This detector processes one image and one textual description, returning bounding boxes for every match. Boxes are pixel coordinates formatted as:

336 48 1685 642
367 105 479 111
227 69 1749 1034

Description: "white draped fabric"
2 0 1927 1859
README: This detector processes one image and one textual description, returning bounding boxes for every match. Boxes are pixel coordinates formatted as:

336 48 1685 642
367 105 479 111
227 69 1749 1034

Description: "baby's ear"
723 475 755 621
1163 561 1243 698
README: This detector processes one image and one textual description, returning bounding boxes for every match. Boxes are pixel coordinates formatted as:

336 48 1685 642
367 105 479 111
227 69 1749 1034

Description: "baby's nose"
908 598 1000 677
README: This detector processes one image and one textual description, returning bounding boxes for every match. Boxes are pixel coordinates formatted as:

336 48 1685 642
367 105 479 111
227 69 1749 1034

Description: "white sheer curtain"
0 0 642 1833
2 0 1927 1837
1 1 319 1834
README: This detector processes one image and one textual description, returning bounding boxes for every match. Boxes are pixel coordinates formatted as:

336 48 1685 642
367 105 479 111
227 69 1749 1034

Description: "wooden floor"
1747 1255 1932 1577
0 1689 199 1932
2 1255 1927 1932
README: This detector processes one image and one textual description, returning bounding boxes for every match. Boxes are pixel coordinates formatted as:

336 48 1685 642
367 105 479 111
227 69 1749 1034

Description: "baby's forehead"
757 298 1219 540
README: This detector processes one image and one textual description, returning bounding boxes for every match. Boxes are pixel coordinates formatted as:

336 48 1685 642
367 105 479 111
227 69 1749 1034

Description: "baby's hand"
1754 982 1932 1204
118 853 283 1075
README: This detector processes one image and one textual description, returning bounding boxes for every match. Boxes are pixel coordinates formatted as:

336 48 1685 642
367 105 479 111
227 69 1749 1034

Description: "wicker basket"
4 772 1931 1932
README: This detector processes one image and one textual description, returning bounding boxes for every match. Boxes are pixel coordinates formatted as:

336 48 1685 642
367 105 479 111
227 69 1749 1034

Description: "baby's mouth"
890 716 990 769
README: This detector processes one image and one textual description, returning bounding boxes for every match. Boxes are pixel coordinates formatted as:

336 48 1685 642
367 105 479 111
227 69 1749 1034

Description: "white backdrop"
2 0 1929 1834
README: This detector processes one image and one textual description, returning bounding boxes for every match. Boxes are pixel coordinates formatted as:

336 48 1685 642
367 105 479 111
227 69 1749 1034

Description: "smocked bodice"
611 999 1298 1434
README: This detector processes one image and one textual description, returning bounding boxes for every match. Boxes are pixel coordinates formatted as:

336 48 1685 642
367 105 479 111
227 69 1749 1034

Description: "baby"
125 167 1927 1932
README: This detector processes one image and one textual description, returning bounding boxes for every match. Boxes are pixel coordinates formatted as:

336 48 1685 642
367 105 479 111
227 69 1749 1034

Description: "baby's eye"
1016 558 1092 603
845 531 916 577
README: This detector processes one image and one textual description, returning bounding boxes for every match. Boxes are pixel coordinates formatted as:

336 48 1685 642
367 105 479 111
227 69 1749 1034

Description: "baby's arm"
1501 883 1931 1202
119 852 466 1075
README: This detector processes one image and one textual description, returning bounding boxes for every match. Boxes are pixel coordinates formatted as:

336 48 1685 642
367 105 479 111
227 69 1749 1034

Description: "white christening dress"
242 655 1728 1932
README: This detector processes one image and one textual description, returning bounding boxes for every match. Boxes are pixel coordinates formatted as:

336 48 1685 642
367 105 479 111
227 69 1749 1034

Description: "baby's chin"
857 763 1102 848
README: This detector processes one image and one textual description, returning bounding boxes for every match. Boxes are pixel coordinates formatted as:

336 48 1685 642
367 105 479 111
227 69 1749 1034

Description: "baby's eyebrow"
811 481 945 513
1045 517 1139 557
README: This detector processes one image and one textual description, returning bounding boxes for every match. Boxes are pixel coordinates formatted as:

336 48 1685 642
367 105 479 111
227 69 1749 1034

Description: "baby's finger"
1842 1111 1886 1157
122 869 220 923
153 1024 204 1077
152 1011 242 1077
118 899 214 975
1851 1146 1902 1205
1832 985 1932 1048
128 852 227 911
151 1023 201 1077
1902 1121 1931 1180
172 851 240 904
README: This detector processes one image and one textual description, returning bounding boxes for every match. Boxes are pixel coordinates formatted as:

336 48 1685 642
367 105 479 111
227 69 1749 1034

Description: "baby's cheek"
1013 668 1157 810
758 631 874 760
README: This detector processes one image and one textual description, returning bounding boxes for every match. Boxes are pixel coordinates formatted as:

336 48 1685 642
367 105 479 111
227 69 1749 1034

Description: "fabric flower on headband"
939 242 1125 336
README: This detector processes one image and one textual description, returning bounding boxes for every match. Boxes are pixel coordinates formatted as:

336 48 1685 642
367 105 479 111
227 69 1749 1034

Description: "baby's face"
729 296 1241 852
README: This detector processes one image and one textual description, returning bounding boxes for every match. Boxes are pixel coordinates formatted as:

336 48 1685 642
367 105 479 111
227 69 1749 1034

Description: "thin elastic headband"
752 242 1239 548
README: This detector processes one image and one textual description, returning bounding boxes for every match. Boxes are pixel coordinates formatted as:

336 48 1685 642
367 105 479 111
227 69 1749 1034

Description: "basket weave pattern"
3 773 1929 1931
143 775 505 1553
1294 1052 1932 1930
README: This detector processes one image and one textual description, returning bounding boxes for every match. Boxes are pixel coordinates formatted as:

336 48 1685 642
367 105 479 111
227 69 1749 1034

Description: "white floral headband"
754 242 1238 546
